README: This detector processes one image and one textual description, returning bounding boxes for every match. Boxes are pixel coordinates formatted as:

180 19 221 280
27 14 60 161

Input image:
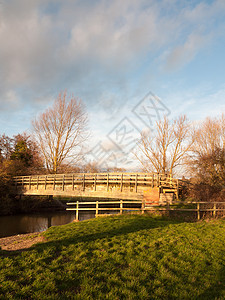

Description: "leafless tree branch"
32 91 88 173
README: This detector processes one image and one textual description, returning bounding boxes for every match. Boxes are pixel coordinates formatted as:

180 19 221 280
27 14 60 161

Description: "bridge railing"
67 200 225 221
67 199 142 221
14 172 178 191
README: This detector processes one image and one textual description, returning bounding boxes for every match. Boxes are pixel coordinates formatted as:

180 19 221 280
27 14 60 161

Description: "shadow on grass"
0 215 180 257
0 215 224 299
35 215 180 252
196 265 225 300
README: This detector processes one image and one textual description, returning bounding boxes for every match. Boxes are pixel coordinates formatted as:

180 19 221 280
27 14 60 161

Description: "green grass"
0 214 225 299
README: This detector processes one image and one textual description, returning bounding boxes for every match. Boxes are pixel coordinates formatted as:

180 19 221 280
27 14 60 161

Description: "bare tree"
0 134 13 160
185 114 225 202
189 114 225 180
135 115 193 175
32 91 88 173
192 114 225 157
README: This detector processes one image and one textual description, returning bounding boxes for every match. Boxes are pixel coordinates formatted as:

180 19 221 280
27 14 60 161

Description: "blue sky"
0 0 225 169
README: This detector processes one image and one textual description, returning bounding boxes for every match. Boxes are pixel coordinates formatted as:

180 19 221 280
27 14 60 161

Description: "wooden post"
45 175 47 190
120 174 123 192
72 174 74 191
120 200 123 214
62 175 65 191
107 173 109 191
94 174 97 191
76 201 79 221
29 176 31 190
213 203 216 218
22 177 24 188
37 176 39 190
197 203 200 220
176 179 179 199
152 174 154 188
83 174 85 191
135 174 138 193
53 175 56 190
141 198 145 214
96 201 99 217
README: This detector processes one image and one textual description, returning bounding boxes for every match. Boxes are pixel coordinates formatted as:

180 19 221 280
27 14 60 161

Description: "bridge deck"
14 173 179 205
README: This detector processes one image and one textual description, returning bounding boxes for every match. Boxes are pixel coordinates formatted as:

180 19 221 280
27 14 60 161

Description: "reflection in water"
0 211 76 238
0 211 117 238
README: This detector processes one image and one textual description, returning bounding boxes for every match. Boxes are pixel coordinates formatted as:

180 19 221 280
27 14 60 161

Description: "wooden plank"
144 208 225 212
67 207 141 211
213 203 216 217
45 176 47 190
107 173 109 191
197 203 200 220
96 201 99 217
135 174 138 192
94 174 97 191
67 201 142 205
120 200 123 214
76 201 79 221
83 174 85 191
62 175 65 191
120 174 123 192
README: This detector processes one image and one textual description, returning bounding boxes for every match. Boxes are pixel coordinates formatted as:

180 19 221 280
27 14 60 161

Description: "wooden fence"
67 200 142 221
66 200 225 221
14 172 178 190
147 202 225 220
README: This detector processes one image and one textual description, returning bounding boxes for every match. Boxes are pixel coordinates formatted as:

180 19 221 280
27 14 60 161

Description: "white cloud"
0 1 53 85
160 0 225 71
0 0 223 100
164 33 210 71
164 85 225 121
0 0 224 138
0 90 20 110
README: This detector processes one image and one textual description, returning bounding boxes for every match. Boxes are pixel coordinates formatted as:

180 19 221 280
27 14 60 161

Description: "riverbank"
0 232 45 251
0 214 225 299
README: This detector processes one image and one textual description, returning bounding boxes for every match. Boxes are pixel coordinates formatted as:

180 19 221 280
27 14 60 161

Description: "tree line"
0 90 224 212
135 113 224 202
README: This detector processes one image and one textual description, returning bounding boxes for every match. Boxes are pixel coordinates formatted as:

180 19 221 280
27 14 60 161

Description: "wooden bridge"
14 173 179 206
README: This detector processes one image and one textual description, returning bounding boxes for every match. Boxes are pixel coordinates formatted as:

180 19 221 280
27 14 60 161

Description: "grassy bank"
0 214 225 299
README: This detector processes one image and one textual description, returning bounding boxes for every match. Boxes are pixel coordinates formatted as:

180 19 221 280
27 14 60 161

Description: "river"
0 211 96 238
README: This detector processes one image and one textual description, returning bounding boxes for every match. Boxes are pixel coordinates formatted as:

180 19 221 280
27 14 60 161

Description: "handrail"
145 202 225 220
66 200 225 221
66 199 142 220
13 172 179 189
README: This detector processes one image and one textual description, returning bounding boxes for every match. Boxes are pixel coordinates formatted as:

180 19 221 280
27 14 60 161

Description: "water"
0 211 95 238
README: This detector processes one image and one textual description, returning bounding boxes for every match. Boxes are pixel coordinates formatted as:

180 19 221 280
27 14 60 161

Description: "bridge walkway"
14 172 179 206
